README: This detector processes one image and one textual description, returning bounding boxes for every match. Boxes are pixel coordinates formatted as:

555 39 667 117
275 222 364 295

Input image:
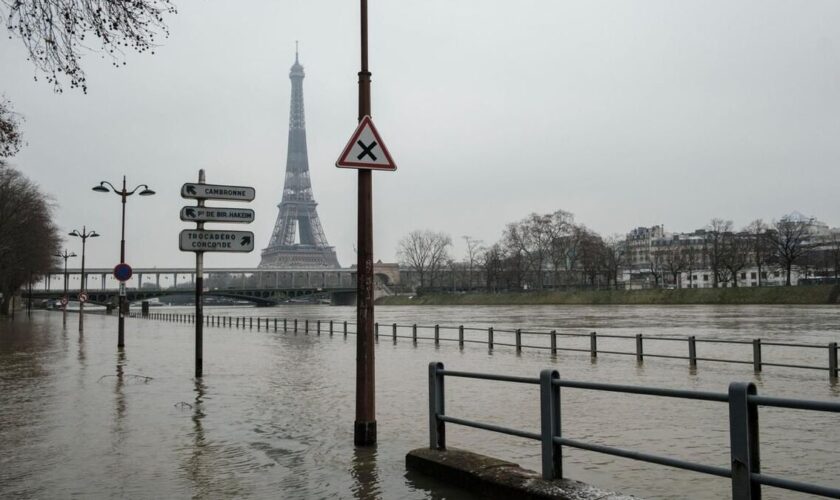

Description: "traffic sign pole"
119 176 127 348
195 170 205 379
354 0 376 447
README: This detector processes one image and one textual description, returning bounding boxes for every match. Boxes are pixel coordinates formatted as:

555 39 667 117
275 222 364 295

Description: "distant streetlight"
69 227 99 332
54 249 77 327
93 176 155 349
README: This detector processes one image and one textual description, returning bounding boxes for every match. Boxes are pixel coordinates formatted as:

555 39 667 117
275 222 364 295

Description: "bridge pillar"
137 273 143 291
156 273 160 290
174 273 178 288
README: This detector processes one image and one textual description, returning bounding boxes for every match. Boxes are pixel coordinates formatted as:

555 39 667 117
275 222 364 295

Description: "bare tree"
0 99 24 166
830 232 840 282
705 219 733 288
0 166 60 314
479 243 505 292
745 219 772 286
721 232 751 287
683 245 702 289
397 230 433 289
602 235 625 289
3 0 177 92
462 235 483 291
648 247 667 288
662 244 686 287
767 214 814 286
577 229 605 287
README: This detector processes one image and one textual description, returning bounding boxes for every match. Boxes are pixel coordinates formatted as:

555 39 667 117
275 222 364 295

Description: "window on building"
740 272 746 280
703 274 709 281
751 272 756 279
761 272 767 279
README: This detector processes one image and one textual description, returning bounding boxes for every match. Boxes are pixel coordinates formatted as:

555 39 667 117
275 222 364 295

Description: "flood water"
1 304 838 499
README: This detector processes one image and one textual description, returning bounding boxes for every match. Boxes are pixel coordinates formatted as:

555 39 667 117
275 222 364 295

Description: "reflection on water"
0 306 838 499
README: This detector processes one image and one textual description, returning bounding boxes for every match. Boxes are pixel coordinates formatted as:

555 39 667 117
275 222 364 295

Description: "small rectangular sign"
181 183 256 202
180 206 255 223
179 230 255 253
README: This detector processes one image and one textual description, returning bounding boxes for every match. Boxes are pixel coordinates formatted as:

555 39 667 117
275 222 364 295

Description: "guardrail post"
343 320 347 338
305 319 309 334
274 318 277 332
434 325 439 346
283 318 287 332
317 320 321 336
329 320 334 336
753 339 762 372
257 318 260 331
375 322 379 342
550 330 557 355
291 318 296 333
828 343 837 381
540 369 562 480
689 336 697 368
590 332 597 358
429 362 446 450
458 325 464 349
516 329 522 353
412 324 417 344
488 327 494 350
635 334 643 363
728 382 760 500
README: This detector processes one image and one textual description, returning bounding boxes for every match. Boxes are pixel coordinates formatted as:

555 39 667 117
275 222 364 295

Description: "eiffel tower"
259 47 340 269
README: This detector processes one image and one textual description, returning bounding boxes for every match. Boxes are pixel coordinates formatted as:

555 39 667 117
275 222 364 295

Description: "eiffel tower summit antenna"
259 47 340 269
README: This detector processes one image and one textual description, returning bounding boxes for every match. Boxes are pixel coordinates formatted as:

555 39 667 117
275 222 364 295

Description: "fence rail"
427 362 840 499
127 312 840 380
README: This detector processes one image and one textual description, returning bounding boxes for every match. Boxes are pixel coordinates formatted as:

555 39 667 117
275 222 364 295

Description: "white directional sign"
180 206 255 223
179 230 255 252
336 115 397 171
181 183 256 202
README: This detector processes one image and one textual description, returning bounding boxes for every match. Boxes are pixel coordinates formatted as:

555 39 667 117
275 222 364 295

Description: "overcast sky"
2 0 839 269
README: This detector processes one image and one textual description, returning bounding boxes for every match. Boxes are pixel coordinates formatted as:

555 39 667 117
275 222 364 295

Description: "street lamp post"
93 176 155 348
69 227 99 332
54 249 77 327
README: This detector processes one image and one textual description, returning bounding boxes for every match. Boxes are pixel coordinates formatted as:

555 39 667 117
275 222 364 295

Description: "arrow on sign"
241 235 251 246
185 208 197 218
186 185 197 195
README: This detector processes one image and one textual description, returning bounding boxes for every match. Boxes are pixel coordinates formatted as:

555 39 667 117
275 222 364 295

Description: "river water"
1 304 838 499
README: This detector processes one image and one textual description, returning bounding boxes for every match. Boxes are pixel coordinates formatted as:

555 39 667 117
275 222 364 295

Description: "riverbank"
377 284 840 306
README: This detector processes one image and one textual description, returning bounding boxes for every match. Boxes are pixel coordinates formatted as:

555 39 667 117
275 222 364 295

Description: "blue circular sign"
113 263 133 282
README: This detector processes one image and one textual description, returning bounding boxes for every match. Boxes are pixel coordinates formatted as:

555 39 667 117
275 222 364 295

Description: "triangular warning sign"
336 116 397 171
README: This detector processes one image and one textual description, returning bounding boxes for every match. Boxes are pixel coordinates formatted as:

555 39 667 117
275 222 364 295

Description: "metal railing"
128 312 840 381
427 362 840 499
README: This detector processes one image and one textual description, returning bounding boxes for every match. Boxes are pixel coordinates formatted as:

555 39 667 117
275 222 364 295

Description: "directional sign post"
179 170 255 378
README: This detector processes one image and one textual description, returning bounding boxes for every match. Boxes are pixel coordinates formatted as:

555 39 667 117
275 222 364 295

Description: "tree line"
397 210 836 292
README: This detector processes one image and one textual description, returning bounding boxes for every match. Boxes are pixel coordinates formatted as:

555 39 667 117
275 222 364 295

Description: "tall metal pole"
195 169 205 378
79 227 87 333
63 255 68 327
354 0 376 446
118 176 127 348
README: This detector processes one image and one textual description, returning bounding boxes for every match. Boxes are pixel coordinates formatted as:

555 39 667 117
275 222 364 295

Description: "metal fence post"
590 332 597 358
249 317 252 329
753 339 762 373
728 382 761 500
257 318 260 331
636 334 644 363
329 320 334 336
540 369 562 480
293 318 298 333
343 320 347 338
317 320 321 336
458 325 464 349
412 324 417 344
550 330 557 355
516 329 522 353
488 327 494 350
828 342 837 381
375 322 379 342
429 362 446 450
689 336 697 368
284 318 287 332
391 323 397 342
434 325 439 346
274 318 277 332
305 319 309 334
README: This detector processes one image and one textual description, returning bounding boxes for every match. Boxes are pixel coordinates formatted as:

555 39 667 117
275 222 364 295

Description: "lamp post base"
354 420 377 446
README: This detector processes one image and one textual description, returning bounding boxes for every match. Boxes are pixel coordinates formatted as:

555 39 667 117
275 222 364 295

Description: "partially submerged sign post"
180 171 255 377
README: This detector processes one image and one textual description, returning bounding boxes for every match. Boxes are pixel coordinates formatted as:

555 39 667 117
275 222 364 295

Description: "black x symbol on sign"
357 140 378 161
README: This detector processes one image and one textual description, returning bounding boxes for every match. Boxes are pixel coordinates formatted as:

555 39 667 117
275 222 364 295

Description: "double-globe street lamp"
92 177 155 348
69 227 99 332
54 249 77 327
